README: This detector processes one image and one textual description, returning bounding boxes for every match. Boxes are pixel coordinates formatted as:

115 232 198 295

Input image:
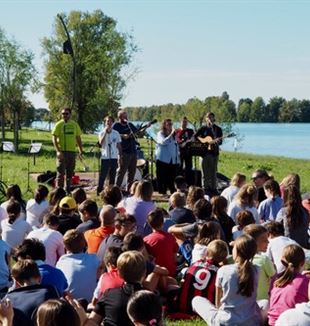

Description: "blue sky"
1 0 310 108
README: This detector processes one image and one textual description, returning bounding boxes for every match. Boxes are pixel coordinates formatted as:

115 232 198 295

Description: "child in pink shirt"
268 244 310 325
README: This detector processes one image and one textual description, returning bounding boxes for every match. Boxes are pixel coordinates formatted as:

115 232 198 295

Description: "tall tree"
0 27 38 149
237 102 251 122
250 97 266 122
184 97 205 128
266 97 285 122
299 99 310 122
42 10 137 132
279 98 300 122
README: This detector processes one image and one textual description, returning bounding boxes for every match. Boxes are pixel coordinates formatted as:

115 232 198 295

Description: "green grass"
166 319 206 325
1 128 310 200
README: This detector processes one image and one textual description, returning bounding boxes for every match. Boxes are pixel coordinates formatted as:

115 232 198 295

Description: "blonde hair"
170 192 186 208
117 251 146 283
231 173 246 187
274 244 305 288
235 184 257 208
207 240 228 264
280 173 300 191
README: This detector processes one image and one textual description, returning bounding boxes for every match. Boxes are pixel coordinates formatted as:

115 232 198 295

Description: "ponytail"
237 259 255 297
6 200 21 224
34 185 49 204
274 244 305 288
274 262 295 288
234 234 257 297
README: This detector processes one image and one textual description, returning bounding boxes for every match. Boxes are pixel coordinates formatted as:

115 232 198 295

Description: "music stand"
26 143 42 194
29 142 42 165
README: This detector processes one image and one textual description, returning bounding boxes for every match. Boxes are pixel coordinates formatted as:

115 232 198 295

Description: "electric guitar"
197 132 236 150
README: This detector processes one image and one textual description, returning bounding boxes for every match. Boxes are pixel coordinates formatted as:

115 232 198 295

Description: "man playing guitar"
175 117 194 185
194 112 223 197
113 109 151 192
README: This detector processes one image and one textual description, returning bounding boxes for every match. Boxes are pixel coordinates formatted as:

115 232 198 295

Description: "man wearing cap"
57 196 81 235
52 107 83 193
194 112 223 197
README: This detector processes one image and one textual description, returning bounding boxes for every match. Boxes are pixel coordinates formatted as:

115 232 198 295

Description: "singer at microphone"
97 115 122 195
113 109 141 192
155 118 180 197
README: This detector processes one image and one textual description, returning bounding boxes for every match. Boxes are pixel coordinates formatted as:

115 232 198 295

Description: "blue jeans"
97 159 118 194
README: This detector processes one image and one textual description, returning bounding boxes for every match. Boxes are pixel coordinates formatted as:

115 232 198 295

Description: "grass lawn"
1 128 310 199
167 319 206 325
2 128 309 325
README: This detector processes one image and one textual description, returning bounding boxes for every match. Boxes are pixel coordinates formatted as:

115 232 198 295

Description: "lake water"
31 121 310 160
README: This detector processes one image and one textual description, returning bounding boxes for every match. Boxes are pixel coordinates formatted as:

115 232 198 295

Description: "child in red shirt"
90 246 124 309
178 239 228 315
144 208 179 277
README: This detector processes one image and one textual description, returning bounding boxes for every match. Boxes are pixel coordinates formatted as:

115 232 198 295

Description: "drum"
121 168 143 189
136 148 146 167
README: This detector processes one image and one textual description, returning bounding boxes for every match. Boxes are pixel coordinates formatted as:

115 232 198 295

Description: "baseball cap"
59 196 77 210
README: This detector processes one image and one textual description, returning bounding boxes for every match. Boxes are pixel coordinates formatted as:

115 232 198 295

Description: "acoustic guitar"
197 132 235 150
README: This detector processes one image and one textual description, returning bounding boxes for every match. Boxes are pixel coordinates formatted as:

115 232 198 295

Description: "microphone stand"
144 131 157 182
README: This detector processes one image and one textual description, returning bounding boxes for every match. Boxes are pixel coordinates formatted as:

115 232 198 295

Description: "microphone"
141 119 157 129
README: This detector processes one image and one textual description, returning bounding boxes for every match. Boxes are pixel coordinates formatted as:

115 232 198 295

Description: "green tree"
266 97 285 122
42 10 137 132
279 98 300 122
0 27 38 149
250 97 266 122
184 97 206 128
299 99 310 122
237 102 251 122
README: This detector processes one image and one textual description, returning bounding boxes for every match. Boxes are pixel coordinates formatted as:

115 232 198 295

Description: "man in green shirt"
52 108 83 193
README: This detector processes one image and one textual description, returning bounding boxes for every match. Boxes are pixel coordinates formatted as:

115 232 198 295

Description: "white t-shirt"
99 129 121 159
266 236 297 273
56 252 100 302
0 206 8 223
227 201 259 224
1 216 32 249
27 227 64 266
1 201 26 220
26 199 49 228
221 186 240 206
275 302 310 326
215 264 261 325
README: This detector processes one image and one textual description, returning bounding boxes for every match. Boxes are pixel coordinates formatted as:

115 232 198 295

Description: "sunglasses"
62 112 70 116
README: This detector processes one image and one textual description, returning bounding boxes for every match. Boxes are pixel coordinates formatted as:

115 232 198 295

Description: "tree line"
126 92 310 126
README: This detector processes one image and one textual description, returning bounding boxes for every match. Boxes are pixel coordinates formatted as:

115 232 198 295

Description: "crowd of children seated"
0 170 309 326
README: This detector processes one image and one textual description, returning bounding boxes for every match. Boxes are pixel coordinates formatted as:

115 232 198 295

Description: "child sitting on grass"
86 251 146 326
89 246 124 309
127 290 163 326
192 234 262 325
243 224 276 302
178 240 228 315
144 208 179 277
268 244 310 326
